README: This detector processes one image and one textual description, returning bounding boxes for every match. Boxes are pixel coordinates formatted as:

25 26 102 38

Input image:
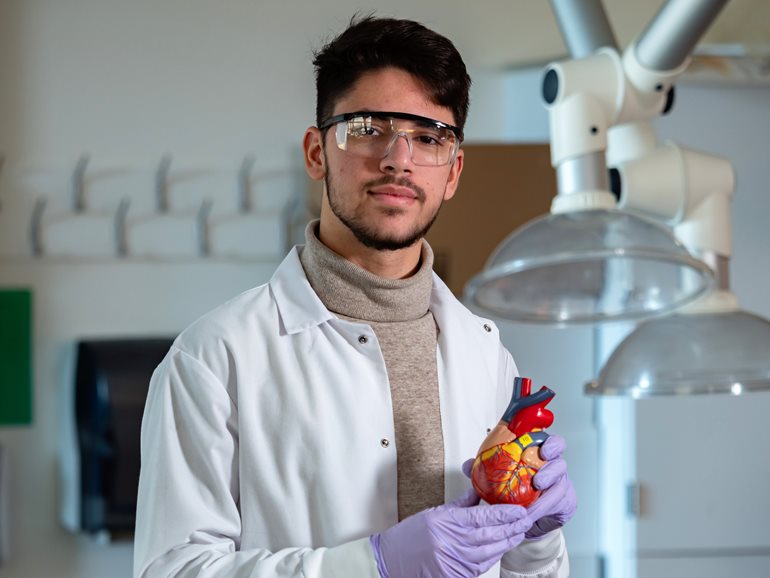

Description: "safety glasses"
319 111 462 167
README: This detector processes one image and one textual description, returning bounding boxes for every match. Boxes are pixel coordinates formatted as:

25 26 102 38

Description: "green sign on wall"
0 289 32 425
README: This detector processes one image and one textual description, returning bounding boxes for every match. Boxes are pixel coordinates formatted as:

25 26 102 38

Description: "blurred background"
0 1 768 577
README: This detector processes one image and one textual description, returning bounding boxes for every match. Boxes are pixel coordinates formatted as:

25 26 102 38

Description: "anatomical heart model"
471 376 555 507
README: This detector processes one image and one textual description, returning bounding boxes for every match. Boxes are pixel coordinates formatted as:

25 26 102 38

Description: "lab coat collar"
429 268 499 339
270 247 336 334
271 245 488 338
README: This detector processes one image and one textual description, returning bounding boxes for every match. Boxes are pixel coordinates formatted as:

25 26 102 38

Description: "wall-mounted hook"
156 154 172 213
30 197 47 257
238 154 256 213
197 198 213 257
115 198 130 258
72 155 90 212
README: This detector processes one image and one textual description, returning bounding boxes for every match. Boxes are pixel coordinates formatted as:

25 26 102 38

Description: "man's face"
305 67 464 252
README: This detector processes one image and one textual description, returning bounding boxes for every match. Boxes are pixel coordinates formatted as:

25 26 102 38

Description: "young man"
134 16 575 578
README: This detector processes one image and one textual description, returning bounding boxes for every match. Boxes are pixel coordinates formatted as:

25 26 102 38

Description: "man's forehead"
329 67 456 126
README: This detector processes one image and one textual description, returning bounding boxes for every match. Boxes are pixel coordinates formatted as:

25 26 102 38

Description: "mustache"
363 176 426 201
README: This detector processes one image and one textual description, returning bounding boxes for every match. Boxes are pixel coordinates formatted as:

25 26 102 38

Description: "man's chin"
352 228 424 252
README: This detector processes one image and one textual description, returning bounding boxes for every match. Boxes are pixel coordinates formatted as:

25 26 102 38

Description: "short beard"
324 171 443 252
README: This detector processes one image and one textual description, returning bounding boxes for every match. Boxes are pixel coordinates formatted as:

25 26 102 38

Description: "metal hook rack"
197 198 213 257
29 198 47 257
72 155 90 212
155 154 173 213
3 153 286 261
115 198 131 258
238 154 256 213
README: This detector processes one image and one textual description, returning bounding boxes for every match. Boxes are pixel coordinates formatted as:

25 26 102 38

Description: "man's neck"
318 220 423 280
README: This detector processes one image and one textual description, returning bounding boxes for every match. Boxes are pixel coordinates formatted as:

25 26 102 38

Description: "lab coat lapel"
430 273 502 503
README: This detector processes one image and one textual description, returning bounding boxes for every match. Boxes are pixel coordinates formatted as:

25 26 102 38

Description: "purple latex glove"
460 436 576 540
370 490 532 578
525 435 577 539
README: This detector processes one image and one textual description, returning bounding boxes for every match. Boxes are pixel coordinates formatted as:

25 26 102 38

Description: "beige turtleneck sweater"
299 221 445 520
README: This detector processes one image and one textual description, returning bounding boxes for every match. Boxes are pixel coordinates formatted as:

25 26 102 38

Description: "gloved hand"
370 489 532 578
525 434 577 539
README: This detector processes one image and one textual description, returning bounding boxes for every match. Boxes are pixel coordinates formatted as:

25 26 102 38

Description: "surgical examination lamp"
465 0 770 395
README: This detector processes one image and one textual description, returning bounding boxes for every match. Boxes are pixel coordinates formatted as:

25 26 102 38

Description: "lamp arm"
544 0 731 211
605 0 735 259
619 0 730 116
549 0 618 58
543 49 624 212
549 0 728 68
607 113 736 313
635 0 730 72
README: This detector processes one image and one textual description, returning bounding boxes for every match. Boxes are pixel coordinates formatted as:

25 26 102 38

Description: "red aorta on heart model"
471 376 555 507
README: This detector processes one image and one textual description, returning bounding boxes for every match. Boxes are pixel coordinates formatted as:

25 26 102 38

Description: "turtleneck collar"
299 220 434 323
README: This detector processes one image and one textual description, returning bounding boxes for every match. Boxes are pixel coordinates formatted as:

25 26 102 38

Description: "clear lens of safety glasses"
320 111 462 167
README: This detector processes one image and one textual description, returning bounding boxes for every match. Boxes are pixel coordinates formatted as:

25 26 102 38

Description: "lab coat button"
380 438 390 448
483 324 492 333
358 335 368 344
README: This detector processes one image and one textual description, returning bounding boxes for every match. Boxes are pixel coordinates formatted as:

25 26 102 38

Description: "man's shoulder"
203 281 276 325
174 281 276 351
176 248 308 345
171 247 322 356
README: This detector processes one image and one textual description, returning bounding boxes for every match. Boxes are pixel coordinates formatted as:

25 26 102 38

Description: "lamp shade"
586 309 770 396
464 209 713 324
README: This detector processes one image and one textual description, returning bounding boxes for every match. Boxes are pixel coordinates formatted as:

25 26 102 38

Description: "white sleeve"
133 346 381 578
501 531 570 578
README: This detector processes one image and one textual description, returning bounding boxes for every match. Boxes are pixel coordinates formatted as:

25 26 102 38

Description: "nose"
379 132 413 173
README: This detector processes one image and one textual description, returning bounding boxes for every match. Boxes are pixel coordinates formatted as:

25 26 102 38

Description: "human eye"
347 116 385 138
414 127 448 147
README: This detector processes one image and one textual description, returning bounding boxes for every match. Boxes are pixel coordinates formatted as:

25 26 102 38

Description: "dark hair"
313 15 472 133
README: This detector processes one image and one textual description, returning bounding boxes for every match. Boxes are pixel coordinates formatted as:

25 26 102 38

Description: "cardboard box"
426 144 555 297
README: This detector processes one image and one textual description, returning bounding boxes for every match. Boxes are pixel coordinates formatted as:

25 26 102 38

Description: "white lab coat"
134 247 568 578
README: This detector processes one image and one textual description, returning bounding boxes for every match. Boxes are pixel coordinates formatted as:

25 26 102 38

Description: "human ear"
303 127 326 181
